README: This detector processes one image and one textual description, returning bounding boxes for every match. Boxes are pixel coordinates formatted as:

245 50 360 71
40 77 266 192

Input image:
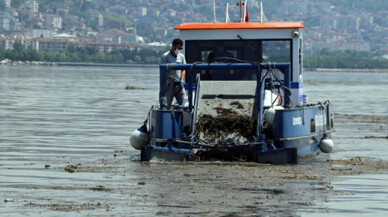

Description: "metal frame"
159 62 291 110
149 63 293 160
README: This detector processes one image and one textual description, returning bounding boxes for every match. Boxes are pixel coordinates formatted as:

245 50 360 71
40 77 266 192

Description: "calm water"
0 66 387 216
302 70 388 216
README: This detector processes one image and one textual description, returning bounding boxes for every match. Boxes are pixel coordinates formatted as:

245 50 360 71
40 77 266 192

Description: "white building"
32 29 51 38
139 7 147 17
98 14 104 27
4 0 11 8
25 1 39 14
44 15 62 29
0 16 10 31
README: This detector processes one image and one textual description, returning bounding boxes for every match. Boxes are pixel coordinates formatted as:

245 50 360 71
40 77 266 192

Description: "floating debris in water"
64 163 115 173
64 164 81 173
25 201 108 212
125 85 144 90
90 185 111 191
4 198 15 202
363 135 388 139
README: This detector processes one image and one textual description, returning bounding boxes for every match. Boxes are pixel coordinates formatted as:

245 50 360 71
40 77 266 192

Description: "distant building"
87 9 100 21
23 38 39 50
335 15 357 32
35 39 68 52
96 29 137 44
98 14 104 27
0 37 14 50
138 17 157 32
32 29 51 38
139 7 147 17
25 1 39 14
4 0 11 8
44 15 62 29
0 16 10 31
9 17 20 31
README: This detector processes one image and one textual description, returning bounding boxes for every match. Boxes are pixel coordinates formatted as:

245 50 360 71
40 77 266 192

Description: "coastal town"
0 0 387 62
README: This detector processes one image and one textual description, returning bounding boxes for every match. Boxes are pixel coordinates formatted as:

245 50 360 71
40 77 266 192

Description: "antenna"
225 3 230 23
260 1 268 22
213 0 217 23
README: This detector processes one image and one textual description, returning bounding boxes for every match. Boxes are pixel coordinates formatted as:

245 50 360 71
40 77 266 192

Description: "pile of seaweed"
192 146 254 161
195 107 256 143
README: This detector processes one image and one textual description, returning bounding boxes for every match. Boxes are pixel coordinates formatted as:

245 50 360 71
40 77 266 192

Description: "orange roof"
175 22 304 30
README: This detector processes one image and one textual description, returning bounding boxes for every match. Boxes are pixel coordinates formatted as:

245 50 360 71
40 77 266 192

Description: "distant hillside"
326 0 388 11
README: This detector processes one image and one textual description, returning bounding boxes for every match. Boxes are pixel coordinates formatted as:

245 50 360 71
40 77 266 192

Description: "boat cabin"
175 22 305 107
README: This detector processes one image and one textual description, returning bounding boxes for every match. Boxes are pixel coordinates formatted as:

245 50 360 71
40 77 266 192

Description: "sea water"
0 66 387 216
302 70 388 216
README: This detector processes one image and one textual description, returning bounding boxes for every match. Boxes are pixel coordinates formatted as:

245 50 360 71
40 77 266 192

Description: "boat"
130 1 334 164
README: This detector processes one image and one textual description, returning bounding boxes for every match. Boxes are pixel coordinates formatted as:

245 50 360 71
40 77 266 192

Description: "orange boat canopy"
175 22 304 30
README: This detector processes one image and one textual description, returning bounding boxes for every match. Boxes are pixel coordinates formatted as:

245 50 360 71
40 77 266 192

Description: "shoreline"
1 61 387 71
305 67 388 72
0 61 158 68
55 62 158 68
54 64 388 71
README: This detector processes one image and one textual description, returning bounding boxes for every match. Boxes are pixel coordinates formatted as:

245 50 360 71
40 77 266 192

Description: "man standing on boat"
160 38 186 109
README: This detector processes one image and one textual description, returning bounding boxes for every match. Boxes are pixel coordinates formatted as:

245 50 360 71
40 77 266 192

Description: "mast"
225 3 230 23
260 1 263 22
259 1 267 22
237 0 244 22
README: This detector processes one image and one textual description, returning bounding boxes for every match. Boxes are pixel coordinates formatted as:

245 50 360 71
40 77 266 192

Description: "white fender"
129 125 149 150
319 137 334 153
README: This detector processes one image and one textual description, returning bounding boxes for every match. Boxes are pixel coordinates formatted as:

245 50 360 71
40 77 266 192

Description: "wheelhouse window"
185 39 291 81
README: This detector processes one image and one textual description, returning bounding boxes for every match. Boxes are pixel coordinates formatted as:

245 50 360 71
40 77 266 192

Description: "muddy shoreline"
17 152 388 216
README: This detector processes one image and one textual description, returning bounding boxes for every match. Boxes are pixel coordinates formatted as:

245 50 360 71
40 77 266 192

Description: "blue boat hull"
132 63 334 164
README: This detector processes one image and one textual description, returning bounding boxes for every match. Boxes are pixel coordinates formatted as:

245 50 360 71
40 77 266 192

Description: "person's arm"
180 55 187 82
180 70 186 82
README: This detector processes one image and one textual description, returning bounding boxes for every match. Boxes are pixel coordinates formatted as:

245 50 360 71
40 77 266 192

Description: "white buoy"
129 125 149 150
264 106 284 126
319 137 334 153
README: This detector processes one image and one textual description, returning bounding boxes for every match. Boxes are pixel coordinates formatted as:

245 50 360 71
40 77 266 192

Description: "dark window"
185 39 291 81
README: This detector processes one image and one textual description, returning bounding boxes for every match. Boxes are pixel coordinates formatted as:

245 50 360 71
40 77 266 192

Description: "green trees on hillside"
0 43 166 64
2 43 387 68
304 49 388 69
